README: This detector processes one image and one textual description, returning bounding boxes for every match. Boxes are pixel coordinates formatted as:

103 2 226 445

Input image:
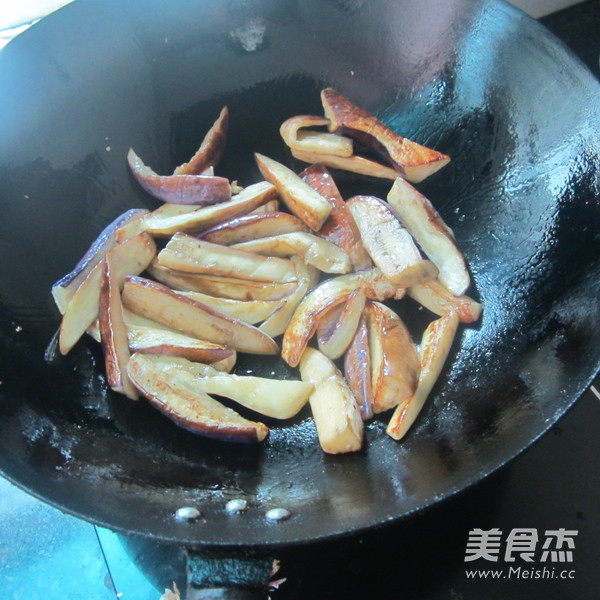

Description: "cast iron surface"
0 0 598 547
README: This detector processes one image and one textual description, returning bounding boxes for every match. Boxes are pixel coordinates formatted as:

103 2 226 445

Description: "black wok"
0 0 599 593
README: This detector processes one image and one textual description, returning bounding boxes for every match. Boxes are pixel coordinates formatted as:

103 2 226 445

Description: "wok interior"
0 0 598 546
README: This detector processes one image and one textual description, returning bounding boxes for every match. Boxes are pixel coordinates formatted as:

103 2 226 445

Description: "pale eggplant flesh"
52 208 148 314
147 261 298 301
141 181 276 236
259 258 314 338
408 279 482 323
279 114 354 157
347 195 438 288
292 147 400 180
299 347 363 454
387 177 470 295
129 354 311 419
59 232 157 355
126 325 234 364
157 233 298 283
174 291 279 325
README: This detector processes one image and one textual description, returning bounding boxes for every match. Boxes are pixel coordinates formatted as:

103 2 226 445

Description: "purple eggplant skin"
128 148 232 206
167 417 266 444
51 208 148 312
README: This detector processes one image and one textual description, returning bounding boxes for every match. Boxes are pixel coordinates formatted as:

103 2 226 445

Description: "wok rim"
0 0 598 547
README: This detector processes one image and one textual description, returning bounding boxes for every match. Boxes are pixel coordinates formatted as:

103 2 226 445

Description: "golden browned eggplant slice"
344 314 373 420
254 153 333 231
127 148 232 205
281 268 401 367
231 232 351 274
143 355 312 420
157 233 297 283
316 288 366 360
173 106 229 175
121 276 279 355
347 194 438 288
98 257 138 400
175 291 279 324
59 232 157 355
299 348 363 454
200 211 310 245
320 88 450 183
292 148 400 180
147 261 298 301
142 181 277 236
259 258 315 338
407 279 482 323
387 310 460 440
301 163 372 270
387 177 470 295
113 209 151 244
365 301 420 414
249 198 280 214
52 208 148 314
124 309 238 369
126 326 233 364
127 353 268 443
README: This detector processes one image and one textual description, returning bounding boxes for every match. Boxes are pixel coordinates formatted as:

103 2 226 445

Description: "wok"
0 0 599 595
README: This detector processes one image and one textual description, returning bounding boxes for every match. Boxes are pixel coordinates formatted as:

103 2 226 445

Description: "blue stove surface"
0 476 159 599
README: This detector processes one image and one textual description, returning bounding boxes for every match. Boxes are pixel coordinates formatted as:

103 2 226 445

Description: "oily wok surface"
0 0 598 547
